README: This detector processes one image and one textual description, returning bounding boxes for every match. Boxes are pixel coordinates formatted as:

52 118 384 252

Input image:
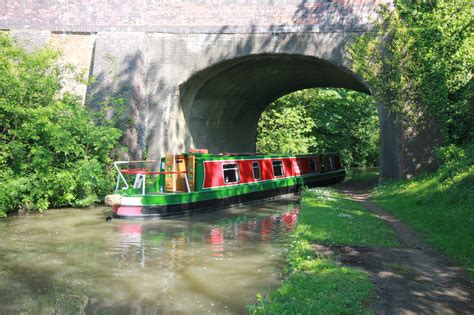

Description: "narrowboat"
105 150 345 218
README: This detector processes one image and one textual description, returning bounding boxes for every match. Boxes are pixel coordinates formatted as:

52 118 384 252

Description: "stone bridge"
1 0 440 180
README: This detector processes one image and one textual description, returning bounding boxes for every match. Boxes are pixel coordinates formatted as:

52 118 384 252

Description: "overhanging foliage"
0 35 122 216
349 0 473 145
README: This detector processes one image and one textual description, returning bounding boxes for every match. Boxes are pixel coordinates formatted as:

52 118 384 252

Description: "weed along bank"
105 150 345 218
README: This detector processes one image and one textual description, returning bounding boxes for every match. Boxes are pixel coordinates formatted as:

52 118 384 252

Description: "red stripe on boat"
203 157 319 189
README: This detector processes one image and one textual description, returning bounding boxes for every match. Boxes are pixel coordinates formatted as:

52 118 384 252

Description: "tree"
257 104 315 154
256 88 379 167
0 35 122 216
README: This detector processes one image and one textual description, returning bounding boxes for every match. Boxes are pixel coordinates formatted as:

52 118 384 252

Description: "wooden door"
165 154 176 192
175 155 187 192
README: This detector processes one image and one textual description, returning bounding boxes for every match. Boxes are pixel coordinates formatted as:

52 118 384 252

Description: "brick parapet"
1 0 392 33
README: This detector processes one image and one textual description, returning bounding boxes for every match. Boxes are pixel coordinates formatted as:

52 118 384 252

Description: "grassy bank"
248 188 399 314
372 145 474 276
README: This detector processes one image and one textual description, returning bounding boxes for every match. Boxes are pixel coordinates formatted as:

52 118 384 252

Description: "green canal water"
0 196 300 314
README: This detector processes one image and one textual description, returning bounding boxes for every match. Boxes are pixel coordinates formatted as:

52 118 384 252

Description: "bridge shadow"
86 44 169 160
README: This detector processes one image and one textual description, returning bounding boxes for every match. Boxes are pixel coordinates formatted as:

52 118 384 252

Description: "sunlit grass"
251 259 373 314
249 233 373 315
372 163 474 277
298 188 399 247
248 187 399 314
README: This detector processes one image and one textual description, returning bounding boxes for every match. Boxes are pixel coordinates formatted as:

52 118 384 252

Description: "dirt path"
317 179 474 314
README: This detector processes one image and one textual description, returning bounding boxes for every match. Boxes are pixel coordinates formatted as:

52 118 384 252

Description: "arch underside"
179 54 370 154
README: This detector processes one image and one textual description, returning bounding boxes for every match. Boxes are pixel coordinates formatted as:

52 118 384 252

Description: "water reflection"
114 203 299 266
0 196 299 314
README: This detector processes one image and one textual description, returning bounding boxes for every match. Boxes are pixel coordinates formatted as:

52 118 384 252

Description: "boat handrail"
120 169 188 175
113 160 191 195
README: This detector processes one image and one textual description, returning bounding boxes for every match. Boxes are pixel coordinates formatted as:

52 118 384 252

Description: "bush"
0 34 122 216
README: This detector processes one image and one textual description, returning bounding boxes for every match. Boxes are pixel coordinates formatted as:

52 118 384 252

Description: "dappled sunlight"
297 258 332 273
344 209 365 217
404 177 438 194
303 201 332 208
372 155 474 277
439 165 474 193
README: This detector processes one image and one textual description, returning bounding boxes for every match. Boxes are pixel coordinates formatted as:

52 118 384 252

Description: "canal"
0 196 300 314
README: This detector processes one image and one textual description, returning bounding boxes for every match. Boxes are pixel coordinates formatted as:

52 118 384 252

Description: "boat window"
295 160 302 173
272 160 284 177
310 159 317 173
223 163 239 184
319 157 325 172
252 161 261 180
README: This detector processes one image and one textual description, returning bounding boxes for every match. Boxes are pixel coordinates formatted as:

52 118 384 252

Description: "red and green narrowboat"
105 150 345 218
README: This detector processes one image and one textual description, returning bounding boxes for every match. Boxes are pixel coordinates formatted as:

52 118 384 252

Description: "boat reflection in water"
101 198 300 313
114 202 300 265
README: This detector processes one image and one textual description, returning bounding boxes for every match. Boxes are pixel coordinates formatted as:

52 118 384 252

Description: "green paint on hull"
122 170 345 207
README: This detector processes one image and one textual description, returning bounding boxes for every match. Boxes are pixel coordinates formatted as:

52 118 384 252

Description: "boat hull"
112 170 345 219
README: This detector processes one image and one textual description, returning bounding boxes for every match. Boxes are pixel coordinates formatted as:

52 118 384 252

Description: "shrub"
0 34 122 216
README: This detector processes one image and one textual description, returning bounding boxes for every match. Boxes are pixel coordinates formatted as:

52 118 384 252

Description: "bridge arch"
178 53 372 155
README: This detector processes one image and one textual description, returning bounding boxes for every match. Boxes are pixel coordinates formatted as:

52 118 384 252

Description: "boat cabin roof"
175 152 340 161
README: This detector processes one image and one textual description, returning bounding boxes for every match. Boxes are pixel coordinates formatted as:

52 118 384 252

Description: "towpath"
315 178 474 314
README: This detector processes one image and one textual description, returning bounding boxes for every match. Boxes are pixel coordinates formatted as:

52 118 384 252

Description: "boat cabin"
149 152 343 193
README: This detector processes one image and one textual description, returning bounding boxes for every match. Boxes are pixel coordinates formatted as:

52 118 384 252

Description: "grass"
371 146 474 277
249 243 373 314
248 188 399 314
344 167 379 184
296 189 399 247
